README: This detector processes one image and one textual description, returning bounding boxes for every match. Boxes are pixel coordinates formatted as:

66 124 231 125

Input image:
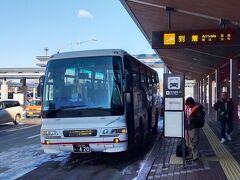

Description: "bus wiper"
59 105 87 109
46 105 87 115
87 107 119 113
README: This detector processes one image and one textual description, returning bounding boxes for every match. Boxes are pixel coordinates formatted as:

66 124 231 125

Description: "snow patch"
130 133 158 180
137 160 147 175
121 152 150 180
0 144 69 180
122 165 134 175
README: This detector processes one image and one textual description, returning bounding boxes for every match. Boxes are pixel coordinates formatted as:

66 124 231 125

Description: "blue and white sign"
163 73 185 138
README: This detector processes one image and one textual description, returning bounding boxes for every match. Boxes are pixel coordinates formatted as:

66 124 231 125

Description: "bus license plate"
73 144 91 153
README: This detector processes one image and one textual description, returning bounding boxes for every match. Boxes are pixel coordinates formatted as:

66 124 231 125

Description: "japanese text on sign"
152 29 239 49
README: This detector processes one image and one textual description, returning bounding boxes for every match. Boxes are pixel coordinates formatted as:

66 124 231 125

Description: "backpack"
189 105 206 128
176 140 189 157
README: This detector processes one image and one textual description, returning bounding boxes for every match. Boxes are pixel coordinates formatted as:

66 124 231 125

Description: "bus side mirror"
123 70 130 93
37 75 45 98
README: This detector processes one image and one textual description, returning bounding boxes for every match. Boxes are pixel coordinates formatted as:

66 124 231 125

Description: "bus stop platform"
141 117 240 180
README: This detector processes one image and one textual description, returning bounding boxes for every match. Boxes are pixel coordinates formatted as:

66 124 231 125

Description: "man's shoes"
220 138 226 144
192 158 199 163
186 156 193 161
226 133 232 141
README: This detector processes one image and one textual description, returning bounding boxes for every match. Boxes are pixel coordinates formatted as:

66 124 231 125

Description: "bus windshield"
42 56 123 118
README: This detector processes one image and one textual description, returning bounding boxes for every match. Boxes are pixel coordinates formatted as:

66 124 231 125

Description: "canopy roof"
121 0 240 79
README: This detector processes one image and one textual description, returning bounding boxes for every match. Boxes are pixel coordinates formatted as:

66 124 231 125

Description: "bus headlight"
41 130 61 138
100 128 127 136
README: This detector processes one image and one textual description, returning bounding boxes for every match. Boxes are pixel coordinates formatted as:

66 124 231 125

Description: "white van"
0 100 23 125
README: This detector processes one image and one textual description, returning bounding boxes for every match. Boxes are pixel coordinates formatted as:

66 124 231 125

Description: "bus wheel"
14 114 21 125
152 109 159 134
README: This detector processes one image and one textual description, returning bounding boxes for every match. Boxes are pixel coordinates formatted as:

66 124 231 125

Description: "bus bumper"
41 136 128 153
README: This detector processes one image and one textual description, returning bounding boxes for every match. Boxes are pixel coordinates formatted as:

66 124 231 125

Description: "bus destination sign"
152 29 240 49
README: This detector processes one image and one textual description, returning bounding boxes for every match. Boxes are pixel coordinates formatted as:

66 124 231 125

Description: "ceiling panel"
145 0 240 23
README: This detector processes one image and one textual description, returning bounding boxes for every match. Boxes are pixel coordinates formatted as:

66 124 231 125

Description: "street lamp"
76 39 97 50
44 47 49 56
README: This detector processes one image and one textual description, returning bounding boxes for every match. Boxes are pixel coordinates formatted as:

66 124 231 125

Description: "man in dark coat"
214 92 234 143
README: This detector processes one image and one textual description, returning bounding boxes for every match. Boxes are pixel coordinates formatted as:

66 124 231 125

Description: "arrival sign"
152 29 240 49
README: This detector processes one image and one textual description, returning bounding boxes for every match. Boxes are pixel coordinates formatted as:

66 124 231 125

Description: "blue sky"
0 0 155 67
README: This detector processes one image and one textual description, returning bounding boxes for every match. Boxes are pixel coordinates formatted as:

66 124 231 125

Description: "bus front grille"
63 130 97 137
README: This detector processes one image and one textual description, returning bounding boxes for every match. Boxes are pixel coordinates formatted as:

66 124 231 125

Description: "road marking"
7 124 40 132
0 125 27 133
0 124 40 133
203 123 240 180
27 134 40 139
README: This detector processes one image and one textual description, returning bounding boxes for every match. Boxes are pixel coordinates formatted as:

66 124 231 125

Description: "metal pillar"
230 58 239 135
164 64 169 74
193 84 198 101
199 81 201 103
21 78 28 106
1 78 8 100
33 87 36 99
212 81 216 107
197 81 200 102
215 69 221 121
208 74 213 115
14 87 18 94
199 80 203 104
215 69 221 101
203 78 207 108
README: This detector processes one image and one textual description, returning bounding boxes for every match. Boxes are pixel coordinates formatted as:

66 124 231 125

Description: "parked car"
0 100 23 125
25 99 42 118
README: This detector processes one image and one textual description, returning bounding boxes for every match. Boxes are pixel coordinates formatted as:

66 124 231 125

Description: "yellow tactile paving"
203 156 219 162
169 154 183 164
202 123 240 180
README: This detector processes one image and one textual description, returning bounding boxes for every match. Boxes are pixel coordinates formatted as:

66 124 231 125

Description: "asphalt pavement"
0 118 41 153
0 118 161 180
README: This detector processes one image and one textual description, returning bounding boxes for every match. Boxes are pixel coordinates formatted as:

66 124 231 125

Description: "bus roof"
49 49 129 61
48 49 158 79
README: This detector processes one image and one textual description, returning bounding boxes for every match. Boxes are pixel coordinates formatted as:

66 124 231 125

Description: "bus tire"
14 114 21 125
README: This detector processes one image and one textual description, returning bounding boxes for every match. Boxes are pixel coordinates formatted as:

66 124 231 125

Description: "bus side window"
140 74 145 90
124 55 140 92
132 73 139 91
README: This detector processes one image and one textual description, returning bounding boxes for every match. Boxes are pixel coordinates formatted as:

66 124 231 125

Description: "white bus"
40 49 160 153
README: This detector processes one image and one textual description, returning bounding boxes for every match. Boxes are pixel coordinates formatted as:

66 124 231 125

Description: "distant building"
36 55 50 67
133 54 163 68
